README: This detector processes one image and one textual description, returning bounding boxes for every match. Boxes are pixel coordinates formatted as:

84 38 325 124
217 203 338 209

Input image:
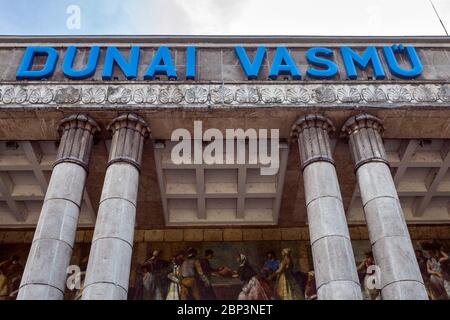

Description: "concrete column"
18 114 100 300
291 114 362 300
82 113 149 300
342 114 428 300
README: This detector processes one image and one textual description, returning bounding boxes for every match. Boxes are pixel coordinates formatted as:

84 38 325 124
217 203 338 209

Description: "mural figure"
0 265 8 298
5 239 450 300
71 256 88 300
0 255 23 300
262 251 280 277
180 248 209 300
142 250 170 300
234 253 273 300
304 271 317 300
132 264 145 300
423 243 449 300
272 248 303 300
441 252 450 297
198 249 221 299
416 249 432 299
357 251 380 300
166 252 184 300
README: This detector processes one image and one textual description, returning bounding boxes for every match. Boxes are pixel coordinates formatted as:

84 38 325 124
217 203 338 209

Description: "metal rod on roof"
430 0 449 36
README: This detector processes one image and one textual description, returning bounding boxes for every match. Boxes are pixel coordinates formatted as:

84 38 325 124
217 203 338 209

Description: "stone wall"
1 225 449 245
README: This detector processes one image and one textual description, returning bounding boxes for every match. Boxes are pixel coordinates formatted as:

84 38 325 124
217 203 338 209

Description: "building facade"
0 36 449 300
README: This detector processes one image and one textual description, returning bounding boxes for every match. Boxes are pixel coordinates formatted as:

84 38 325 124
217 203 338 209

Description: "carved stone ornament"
0 83 449 107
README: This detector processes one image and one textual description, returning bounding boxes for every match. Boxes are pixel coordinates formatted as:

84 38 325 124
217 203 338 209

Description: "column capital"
341 114 388 171
291 114 335 171
341 113 384 137
55 114 100 170
291 114 335 138
107 113 150 170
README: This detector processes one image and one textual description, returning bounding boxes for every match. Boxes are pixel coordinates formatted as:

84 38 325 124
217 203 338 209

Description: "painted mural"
0 239 449 300
131 246 305 300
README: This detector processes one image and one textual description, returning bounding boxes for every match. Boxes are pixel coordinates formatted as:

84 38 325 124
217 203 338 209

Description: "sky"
0 0 449 36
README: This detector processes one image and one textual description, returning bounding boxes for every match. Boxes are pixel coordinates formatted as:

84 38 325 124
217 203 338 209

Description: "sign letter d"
16 47 58 80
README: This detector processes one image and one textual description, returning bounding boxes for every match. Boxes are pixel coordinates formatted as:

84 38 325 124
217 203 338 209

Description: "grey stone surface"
82 163 139 300
100 163 139 206
93 197 136 246
317 280 363 300
311 236 361 288
82 282 128 300
33 198 80 246
20 239 72 292
364 197 409 244
343 113 428 300
357 162 399 206
381 281 429 300
17 283 64 300
307 196 350 244
82 113 149 300
83 237 133 291
372 236 424 288
18 114 98 300
303 162 342 206
294 114 361 300
45 162 87 204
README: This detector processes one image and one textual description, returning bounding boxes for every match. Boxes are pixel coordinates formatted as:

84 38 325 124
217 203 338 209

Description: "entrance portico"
14 110 427 300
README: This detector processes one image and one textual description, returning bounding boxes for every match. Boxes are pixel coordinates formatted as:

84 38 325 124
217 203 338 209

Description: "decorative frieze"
387 86 412 102
28 87 53 104
337 87 360 103
286 87 310 103
184 86 209 104
313 86 336 103
235 87 259 103
210 86 234 104
361 86 387 102
1 83 450 107
81 87 106 104
133 87 157 103
54 86 81 104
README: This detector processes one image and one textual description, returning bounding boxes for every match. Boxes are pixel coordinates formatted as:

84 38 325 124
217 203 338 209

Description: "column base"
381 281 429 300
82 283 128 300
317 280 362 300
17 283 64 300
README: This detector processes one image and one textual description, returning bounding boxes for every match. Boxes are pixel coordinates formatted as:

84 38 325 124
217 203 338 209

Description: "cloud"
0 0 448 35
123 0 447 36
